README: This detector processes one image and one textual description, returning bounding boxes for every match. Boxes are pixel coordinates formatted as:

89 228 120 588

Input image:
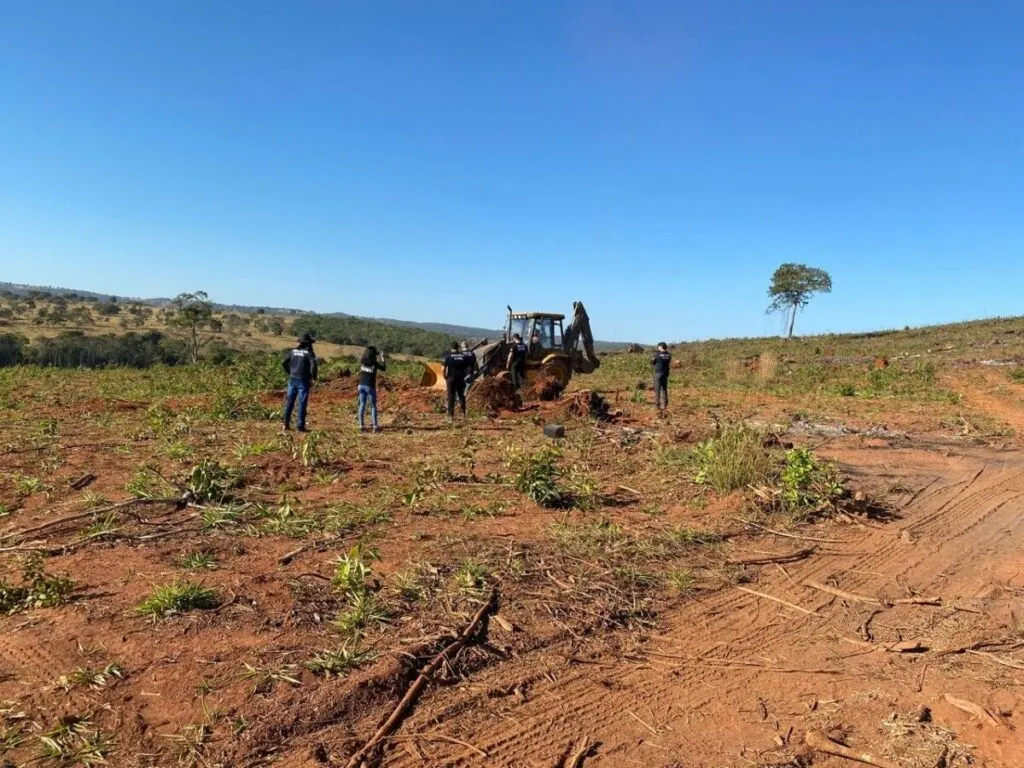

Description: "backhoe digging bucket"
419 363 447 391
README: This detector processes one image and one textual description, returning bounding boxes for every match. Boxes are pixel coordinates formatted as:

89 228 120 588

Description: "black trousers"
446 378 467 416
654 374 669 409
510 366 525 392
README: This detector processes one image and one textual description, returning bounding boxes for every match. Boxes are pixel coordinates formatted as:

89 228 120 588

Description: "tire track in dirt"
374 445 1024 768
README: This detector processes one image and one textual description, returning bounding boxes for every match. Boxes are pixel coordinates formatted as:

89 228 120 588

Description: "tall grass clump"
693 424 776 492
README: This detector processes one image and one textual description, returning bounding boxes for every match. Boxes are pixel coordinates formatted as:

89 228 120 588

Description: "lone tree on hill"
767 263 832 338
171 291 216 363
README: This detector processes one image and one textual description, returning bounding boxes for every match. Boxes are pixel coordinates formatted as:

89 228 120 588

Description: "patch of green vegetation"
37 715 112 767
234 439 279 459
57 663 123 692
1009 367 1024 384
240 662 301 695
776 447 846 522
305 644 376 677
159 440 194 461
199 505 243 530
179 551 217 571
332 591 389 638
331 545 375 594
506 444 565 508
135 580 220 619
185 459 241 503
453 558 489 593
324 502 392 534
257 501 319 538
0 556 76 615
668 568 696 595
14 474 47 496
693 424 776 492
125 465 172 499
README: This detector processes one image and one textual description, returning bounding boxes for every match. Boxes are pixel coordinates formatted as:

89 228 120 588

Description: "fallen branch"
803 580 881 605
964 649 1024 671
893 596 941 606
728 548 815 566
69 473 97 491
804 580 941 608
804 730 899 768
732 518 845 544
0 497 181 543
562 735 595 768
943 693 1001 727
345 589 497 768
646 650 845 675
735 585 819 616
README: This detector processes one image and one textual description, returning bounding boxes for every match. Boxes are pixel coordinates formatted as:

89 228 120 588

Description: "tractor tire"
541 358 571 389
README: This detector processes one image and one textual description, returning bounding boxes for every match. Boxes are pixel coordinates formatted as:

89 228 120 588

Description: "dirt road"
334 444 1024 768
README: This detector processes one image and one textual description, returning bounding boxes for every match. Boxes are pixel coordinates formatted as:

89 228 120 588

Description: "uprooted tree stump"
561 390 615 421
529 372 563 401
468 376 518 411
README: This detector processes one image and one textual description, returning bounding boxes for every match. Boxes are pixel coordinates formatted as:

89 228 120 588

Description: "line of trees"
0 331 191 368
290 315 457 357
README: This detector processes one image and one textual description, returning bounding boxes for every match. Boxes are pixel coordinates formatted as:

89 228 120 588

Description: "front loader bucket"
419 363 447 391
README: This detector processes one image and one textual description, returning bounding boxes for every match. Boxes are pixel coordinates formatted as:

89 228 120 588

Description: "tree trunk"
787 303 797 338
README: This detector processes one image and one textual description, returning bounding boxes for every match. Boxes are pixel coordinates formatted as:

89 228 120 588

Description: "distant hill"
0 282 634 350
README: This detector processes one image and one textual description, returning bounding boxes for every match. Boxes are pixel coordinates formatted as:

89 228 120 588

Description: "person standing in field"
442 341 473 422
506 333 528 394
357 345 386 433
651 342 672 411
282 332 318 432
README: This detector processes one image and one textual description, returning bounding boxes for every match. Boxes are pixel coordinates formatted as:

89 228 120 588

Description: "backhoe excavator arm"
563 301 600 374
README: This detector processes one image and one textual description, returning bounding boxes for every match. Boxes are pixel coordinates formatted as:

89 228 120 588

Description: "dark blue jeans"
284 377 310 430
654 374 669 409
357 384 378 429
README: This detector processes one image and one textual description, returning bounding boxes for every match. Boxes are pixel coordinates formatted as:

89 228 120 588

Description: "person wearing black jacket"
441 342 474 421
506 333 528 394
357 345 386 433
282 332 318 431
651 342 672 411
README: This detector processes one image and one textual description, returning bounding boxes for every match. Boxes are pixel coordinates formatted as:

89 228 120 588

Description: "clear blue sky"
2 1 1022 342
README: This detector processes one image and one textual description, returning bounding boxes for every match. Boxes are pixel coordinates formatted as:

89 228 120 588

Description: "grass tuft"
135 580 220 619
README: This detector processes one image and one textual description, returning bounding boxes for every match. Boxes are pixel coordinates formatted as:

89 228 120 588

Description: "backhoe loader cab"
509 312 564 359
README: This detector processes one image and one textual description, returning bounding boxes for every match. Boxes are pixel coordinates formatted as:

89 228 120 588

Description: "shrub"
506 445 565 507
778 447 846 521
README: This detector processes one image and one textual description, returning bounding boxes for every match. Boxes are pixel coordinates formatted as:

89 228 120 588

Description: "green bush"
507 445 565 507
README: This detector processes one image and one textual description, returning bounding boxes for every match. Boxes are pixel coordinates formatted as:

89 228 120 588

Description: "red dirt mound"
469 376 518 410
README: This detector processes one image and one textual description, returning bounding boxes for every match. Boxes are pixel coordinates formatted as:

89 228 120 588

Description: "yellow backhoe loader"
419 301 600 397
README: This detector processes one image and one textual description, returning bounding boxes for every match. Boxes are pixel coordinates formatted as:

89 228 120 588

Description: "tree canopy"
767 263 832 338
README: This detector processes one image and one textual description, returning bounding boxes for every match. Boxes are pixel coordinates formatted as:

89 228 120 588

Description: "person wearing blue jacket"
282 332 318 431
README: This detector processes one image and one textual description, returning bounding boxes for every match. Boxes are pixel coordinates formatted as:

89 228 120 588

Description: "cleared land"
3 317 1024 767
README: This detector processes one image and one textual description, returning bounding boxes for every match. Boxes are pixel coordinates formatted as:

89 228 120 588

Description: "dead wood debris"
804 729 899 768
345 589 497 768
